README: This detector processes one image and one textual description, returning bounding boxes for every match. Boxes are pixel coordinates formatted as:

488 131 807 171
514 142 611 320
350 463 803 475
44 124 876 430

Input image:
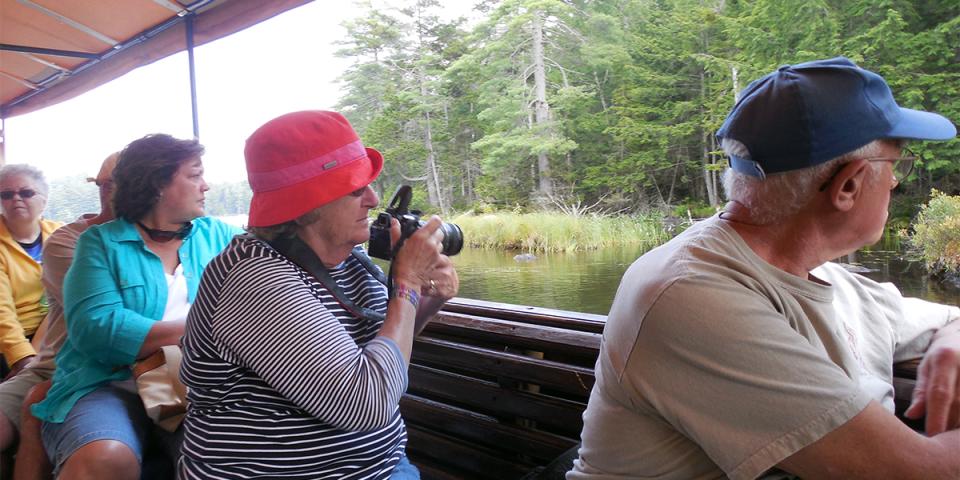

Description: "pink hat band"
248 139 368 192
244 110 383 227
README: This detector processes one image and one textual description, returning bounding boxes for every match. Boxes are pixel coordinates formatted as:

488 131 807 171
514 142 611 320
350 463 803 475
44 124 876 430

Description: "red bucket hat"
244 110 383 227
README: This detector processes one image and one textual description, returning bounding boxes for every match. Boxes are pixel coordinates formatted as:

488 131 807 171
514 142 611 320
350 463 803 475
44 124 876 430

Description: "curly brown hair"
113 134 205 222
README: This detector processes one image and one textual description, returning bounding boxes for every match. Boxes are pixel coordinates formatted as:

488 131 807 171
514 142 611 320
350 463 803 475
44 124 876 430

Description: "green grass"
909 190 960 273
449 211 668 253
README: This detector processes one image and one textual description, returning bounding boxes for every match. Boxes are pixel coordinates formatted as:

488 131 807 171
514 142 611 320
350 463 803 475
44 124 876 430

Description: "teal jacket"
33 217 240 423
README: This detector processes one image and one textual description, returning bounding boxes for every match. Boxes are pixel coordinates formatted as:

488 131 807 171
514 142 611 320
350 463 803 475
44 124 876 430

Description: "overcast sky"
4 1 475 184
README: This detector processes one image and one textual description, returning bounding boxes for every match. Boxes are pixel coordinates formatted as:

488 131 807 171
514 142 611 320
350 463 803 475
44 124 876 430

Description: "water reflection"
839 239 960 306
448 245 650 315
440 235 960 315
223 213 960 312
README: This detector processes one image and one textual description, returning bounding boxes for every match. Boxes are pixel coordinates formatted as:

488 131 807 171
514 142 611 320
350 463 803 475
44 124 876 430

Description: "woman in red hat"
179 110 458 479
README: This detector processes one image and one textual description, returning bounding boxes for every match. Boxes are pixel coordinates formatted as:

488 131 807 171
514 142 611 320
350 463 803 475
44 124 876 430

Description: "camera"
368 185 463 260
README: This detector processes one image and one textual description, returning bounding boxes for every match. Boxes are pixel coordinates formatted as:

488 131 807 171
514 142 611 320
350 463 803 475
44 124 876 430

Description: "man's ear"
827 160 869 212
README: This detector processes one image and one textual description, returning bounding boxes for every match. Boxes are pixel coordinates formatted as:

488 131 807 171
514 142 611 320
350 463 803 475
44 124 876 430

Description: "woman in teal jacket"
32 134 240 480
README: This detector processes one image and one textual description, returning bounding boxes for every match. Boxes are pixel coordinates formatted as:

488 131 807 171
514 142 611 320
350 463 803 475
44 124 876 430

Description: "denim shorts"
40 385 152 476
391 455 420 479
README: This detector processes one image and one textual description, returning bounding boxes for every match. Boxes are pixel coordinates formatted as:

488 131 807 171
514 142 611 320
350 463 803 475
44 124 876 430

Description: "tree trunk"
420 65 445 213
711 134 721 201
594 70 608 111
731 66 740 102
412 1 445 214
464 103 476 204
532 10 553 198
668 157 681 205
700 68 719 206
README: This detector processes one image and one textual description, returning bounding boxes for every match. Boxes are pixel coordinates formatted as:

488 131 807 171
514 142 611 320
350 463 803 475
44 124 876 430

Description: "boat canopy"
0 0 310 120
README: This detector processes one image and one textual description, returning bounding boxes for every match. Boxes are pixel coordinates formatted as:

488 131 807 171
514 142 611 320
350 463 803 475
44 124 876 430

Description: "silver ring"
429 279 436 292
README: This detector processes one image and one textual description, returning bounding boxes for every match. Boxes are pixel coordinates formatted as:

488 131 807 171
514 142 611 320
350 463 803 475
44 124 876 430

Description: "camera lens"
416 220 463 256
439 222 463 256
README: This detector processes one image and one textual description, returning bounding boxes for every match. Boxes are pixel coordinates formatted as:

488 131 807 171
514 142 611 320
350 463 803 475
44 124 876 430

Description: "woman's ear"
827 160 869 212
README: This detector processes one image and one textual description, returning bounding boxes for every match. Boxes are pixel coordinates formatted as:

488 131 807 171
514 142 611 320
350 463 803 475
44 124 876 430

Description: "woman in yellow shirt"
0 164 62 378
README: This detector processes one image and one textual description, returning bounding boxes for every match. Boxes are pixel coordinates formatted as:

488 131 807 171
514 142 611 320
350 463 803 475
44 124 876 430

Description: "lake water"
219 215 960 315
446 236 960 315
447 245 648 314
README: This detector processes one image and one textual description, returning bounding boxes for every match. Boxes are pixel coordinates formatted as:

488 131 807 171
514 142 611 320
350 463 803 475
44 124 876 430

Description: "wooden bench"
405 298 922 480
402 298 603 480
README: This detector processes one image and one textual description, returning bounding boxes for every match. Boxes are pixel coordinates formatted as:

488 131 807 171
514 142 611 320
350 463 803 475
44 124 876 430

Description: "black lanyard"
267 235 386 324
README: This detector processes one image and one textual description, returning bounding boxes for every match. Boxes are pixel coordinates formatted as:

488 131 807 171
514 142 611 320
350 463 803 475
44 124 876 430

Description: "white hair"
0 163 49 195
721 139 887 224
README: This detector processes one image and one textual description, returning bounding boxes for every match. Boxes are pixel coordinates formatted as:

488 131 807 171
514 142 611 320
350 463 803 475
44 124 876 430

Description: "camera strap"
268 235 386 323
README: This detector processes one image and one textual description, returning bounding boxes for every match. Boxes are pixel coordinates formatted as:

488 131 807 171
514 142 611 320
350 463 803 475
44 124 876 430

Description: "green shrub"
449 211 668 253
910 190 960 273
671 200 719 220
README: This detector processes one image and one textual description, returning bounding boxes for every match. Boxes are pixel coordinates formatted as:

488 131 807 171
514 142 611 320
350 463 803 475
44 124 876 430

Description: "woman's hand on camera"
390 215 446 290
423 255 458 300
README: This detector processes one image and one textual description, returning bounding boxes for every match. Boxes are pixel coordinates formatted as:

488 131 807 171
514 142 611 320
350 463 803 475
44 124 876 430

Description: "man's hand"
904 320 960 435
4 355 34 380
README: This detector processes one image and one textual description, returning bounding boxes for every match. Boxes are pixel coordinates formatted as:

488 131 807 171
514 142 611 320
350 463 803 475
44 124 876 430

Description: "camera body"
368 185 463 260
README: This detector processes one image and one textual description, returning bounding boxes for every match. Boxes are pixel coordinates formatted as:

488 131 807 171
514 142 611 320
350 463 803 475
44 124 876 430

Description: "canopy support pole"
186 13 200 139
0 118 6 166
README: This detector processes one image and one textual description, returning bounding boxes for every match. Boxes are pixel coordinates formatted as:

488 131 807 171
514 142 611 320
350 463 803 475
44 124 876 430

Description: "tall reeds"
449 212 668 253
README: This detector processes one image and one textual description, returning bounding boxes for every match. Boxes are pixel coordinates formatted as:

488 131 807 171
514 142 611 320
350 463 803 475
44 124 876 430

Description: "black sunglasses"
137 221 193 243
0 189 39 200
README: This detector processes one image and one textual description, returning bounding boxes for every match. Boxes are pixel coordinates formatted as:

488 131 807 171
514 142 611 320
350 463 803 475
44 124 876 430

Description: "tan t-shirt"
570 216 955 480
814 263 957 411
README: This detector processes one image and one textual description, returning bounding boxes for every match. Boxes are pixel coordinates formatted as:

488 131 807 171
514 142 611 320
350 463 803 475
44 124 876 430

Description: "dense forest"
334 0 960 216
43 0 960 223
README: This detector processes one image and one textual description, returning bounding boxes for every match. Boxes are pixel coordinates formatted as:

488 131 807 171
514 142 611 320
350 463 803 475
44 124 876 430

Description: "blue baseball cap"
717 57 956 178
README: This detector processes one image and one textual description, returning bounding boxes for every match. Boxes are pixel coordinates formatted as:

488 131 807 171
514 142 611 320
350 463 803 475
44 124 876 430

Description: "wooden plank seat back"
403 299 603 480
404 298 922 480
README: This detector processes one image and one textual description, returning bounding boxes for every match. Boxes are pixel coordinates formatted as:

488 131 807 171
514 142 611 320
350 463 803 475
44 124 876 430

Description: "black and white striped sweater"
179 235 407 479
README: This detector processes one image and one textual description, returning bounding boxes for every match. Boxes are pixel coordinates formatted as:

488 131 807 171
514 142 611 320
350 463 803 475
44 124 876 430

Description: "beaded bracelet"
392 283 421 310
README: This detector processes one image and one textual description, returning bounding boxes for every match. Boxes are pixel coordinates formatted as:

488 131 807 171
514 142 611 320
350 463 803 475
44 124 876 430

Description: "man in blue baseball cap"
570 57 959 479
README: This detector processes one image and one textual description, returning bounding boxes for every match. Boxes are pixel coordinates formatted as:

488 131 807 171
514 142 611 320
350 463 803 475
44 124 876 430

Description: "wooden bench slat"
406 425 534 480
401 394 576 462
412 336 595 397
444 297 606 334
412 459 469 480
408 364 586 437
413 459 474 480
425 312 601 360
893 359 919 380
